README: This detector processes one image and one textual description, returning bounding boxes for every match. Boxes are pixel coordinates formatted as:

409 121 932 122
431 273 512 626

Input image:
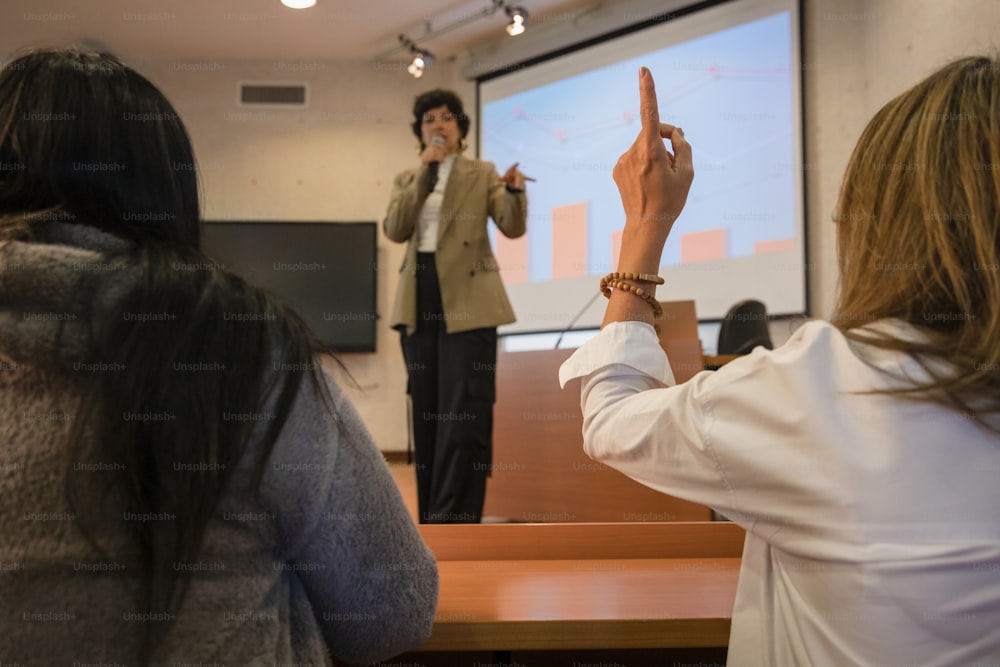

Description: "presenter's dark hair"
411 88 470 147
0 48 337 661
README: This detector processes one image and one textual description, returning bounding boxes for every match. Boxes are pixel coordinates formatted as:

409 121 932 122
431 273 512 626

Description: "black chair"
717 299 773 356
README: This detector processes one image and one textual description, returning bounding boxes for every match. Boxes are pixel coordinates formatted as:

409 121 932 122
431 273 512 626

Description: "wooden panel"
485 348 711 522
487 301 710 522
662 339 705 383
658 300 704 382
703 354 741 371
657 299 700 339
419 521 746 561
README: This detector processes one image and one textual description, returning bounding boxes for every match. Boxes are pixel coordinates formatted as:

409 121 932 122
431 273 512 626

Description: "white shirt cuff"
558 321 675 388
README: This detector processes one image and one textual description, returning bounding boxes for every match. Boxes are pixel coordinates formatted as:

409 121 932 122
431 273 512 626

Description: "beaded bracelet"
601 276 664 318
599 271 664 298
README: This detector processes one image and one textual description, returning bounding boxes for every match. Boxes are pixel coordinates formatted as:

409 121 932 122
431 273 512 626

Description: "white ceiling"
1 0 593 64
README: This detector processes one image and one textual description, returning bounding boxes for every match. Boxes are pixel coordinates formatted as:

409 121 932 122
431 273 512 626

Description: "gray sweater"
0 223 438 665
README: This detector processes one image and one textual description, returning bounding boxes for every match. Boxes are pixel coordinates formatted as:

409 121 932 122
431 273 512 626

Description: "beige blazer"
383 154 527 335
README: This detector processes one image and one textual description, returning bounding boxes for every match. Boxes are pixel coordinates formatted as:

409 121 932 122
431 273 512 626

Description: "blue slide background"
482 12 795 282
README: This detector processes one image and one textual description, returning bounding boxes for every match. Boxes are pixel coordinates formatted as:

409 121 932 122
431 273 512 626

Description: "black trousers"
400 253 497 524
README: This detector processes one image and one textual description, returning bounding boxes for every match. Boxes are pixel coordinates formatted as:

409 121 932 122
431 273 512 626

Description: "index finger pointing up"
639 66 660 143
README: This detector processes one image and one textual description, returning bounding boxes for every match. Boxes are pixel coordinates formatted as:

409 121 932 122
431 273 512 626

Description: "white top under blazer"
416 154 456 253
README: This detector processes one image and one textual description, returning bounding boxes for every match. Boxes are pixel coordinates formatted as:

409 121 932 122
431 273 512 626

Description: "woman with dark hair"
383 89 529 524
0 48 437 665
561 64 1000 664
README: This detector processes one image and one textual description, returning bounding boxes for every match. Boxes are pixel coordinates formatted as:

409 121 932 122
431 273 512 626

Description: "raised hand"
497 162 535 191
601 67 694 329
613 66 694 242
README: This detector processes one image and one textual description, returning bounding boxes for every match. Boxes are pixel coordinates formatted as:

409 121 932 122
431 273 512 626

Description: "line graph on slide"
482 11 798 285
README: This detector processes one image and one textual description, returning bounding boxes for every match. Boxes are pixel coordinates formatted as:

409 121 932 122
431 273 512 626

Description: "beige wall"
139 0 998 450
140 59 473 451
799 0 998 325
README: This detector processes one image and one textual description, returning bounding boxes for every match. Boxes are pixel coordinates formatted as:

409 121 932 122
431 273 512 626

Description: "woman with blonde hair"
561 58 1000 665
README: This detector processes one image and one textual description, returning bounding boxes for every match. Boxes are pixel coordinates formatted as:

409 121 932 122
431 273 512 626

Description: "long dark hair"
0 49 199 246
0 48 338 660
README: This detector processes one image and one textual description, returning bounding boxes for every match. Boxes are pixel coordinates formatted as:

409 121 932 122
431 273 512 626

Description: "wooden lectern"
483 301 712 522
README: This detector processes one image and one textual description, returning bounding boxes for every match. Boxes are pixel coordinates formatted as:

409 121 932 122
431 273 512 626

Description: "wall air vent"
237 81 309 108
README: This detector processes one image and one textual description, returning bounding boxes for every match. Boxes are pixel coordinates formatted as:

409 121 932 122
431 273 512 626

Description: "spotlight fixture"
399 35 435 79
505 5 528 36
375 2 532 72
280 0 316 8
407 49 433 78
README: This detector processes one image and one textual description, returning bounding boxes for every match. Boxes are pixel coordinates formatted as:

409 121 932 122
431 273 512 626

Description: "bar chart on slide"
483 11 798 287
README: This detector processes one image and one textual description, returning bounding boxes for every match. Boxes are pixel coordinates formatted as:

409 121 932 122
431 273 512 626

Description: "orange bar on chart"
552 202 588 279
494 233 528 285
754 237 795 254
680 228 726 263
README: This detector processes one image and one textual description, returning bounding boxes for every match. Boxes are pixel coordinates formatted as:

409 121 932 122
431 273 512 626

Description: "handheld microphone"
427 136 445 193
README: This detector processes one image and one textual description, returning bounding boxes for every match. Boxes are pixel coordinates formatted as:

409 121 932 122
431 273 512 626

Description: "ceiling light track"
374 0 529 64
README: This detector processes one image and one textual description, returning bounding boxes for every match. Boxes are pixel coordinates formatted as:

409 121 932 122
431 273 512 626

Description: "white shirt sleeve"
561 318 1000 666
557 320 675 387
558 321 737 514
557 318 948 539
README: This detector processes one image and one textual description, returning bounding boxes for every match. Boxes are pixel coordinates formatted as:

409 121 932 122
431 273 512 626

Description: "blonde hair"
832 55 1000 420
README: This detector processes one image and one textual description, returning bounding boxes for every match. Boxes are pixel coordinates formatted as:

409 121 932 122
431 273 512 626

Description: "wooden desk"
703 354 741 370
417 522 744 653
425 557 740 650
